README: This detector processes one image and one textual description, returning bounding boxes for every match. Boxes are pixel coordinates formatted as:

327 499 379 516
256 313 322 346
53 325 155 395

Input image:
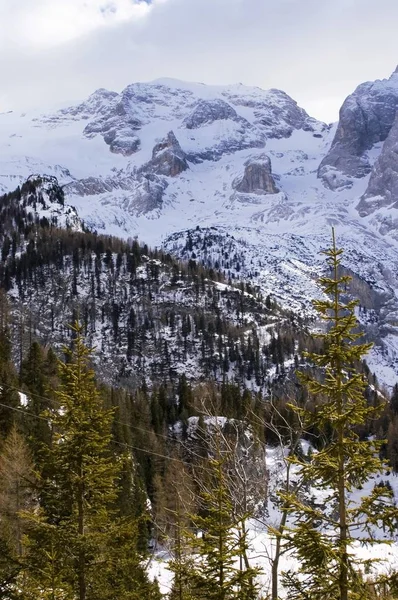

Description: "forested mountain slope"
0 177 311 393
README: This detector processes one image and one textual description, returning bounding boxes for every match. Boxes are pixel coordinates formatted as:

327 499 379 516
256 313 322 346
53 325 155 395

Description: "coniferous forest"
1 179 398 598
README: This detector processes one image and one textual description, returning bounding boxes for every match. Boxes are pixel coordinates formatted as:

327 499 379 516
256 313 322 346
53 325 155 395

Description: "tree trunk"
78 469 86 600
333 231 348 600
338 425 348 600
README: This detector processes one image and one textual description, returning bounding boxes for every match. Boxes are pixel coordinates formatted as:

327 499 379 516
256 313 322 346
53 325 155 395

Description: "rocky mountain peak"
318 73 398 190
356 110 398 234
146 131 189 177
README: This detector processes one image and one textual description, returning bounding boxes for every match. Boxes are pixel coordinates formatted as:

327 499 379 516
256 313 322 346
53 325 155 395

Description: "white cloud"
0 0 397 121
0 0 152 49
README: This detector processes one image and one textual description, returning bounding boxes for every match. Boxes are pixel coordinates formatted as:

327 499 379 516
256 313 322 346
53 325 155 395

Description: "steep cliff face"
143 131 189 177
232 155 279 195
318 70 398 190
357 110 398 227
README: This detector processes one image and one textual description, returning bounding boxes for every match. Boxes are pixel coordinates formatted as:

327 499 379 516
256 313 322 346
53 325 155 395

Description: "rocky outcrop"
65 173 137 197
74 90 143 156
22 176 83 231
356 111 398 224
125 174 168 216
42 88 143 156
65 171 167 217
183 99 242 129
181 99 267 162
65 131 187 214
143 131 189 177
232 155 279 195
41 88 118 122
224 88 325 139
319 70 398 189
185 136 265 164
84 113 141 156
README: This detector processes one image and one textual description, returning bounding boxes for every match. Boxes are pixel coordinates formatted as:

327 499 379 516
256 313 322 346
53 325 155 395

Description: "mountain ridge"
2 71 398 385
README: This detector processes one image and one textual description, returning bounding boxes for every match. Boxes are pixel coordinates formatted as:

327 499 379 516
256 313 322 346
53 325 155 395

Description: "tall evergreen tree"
280 230 398 600
0 298 20 439
21 323 159 600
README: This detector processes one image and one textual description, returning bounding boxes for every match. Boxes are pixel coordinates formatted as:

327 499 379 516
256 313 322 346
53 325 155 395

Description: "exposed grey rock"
142 131 189 177
124 174 168 216
318 166 354 191
223 88 325 139
64 131 187 213
83 110 141 156
45 86 144 156
40 87 143 155
319 71 398 189
40 88 119 123
232 155 279 195
185 135 265 164
181 99 267 162
183 99 243 129
65 170 167 217
65 175 133 197
357 111 398 222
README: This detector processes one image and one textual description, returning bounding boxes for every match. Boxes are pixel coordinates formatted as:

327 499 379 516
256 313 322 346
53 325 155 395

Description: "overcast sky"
0 0 397 122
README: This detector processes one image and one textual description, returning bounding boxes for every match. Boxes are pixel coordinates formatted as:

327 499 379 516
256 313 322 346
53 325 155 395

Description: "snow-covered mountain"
2 72 398 384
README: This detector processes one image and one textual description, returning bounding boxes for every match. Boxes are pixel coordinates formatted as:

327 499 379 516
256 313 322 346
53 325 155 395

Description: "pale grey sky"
0 0 397 122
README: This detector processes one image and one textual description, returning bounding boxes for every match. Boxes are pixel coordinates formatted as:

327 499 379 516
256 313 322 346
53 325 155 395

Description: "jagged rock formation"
126 174 168 215
319 70 398 189
223 87 323 139
46 88 143 156
65 175 127 197
64 131 188 215
232 155 279 195
143 131 189 177
356 111 398 231
84 110 141 156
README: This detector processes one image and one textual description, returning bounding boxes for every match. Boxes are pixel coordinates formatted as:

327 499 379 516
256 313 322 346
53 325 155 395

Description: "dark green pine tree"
20 341 53 457
0 300 20 439
280 229 398 600
390 382 398 415
20 323 160 600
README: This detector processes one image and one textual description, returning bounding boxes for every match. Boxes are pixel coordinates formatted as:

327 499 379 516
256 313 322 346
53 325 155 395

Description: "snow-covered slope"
3 74 398 384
